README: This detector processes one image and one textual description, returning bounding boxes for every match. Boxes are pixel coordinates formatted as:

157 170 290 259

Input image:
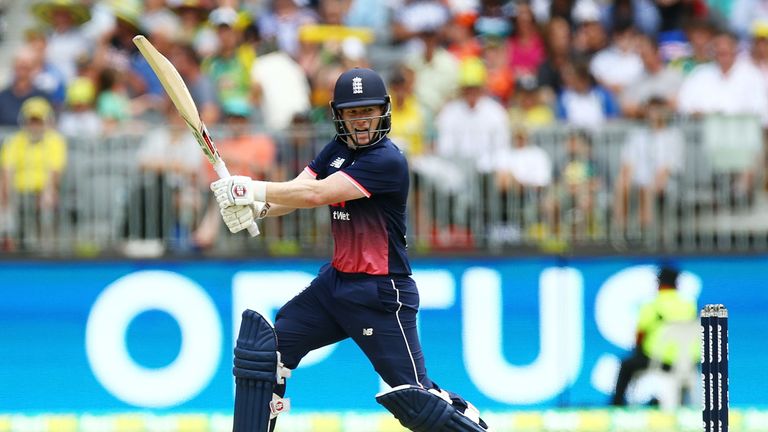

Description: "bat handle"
213 159 261 237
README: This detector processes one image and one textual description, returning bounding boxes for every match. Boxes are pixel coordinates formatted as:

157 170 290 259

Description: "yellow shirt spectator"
1 129 67 193
390 93 426 156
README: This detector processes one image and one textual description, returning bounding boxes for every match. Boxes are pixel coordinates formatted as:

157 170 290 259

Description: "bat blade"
133 35 218 164
132 35 260 237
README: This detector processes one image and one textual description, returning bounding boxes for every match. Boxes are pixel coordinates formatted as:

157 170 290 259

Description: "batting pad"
375 385 488 432
233 309 278 432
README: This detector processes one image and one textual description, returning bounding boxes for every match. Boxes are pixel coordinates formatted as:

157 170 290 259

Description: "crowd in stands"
2 0 768 253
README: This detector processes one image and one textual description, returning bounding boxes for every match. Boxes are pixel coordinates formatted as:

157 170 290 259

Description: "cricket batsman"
211 68 491 432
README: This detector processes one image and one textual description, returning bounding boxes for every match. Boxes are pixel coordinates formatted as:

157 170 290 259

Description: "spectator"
731 0 768 40
30 0 94 81
0 97 67 250
543 129 603 237
170 0 217 58
621 33 684 118
506 1 547 78
678 31 768 206
508 75 556 130
537 16 572 98
339 36 370 69
203 6 255 120
678 30 768 123
482 37 516 105
193 98 277 249
748 20 768 83
431 57 510 179
24 28 67 108
343 0 392 42
589 23 644 97
170 43 221 125
669 18 715 75
95 67 133 133
0 47 51 127
493 127 553 234
412 57 509 235
611 265 697 406
603 0 660 36
388 65 426 157
251 44 312 131
257 0 318 59
94 1 156 111
556 60 620 128
654 0 705 32
58 77 103 138
572 0 609 59
445 11 483 60
134 9 181 104
613 97 684 232
391 0 451 45
141 0 181 34
127 101 205 250
405 19 460 121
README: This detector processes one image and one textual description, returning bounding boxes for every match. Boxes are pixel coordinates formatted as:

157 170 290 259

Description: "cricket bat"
132 35 260 236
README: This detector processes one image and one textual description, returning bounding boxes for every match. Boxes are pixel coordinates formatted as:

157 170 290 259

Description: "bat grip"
213 158 260 237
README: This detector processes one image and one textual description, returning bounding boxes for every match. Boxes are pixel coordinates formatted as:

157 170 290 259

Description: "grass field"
2 409 768 432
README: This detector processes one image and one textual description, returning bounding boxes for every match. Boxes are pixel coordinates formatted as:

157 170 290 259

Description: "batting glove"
210 176 266 209
220 205 256 234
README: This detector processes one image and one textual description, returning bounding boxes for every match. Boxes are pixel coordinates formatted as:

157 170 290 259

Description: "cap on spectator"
108 0 143 33
209 6 238 27
169 0 212 19
66 77 96 106
573 0 601 25
400 1 450 34
30 0 91 27
474 16 512 38
516 75 539 92
222 97 253 118
752 20 768 39
21 97 53 121
458 57 487 88
341 37 366 61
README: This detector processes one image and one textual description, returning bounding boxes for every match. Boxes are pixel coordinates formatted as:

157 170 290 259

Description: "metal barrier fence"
0 116 766 257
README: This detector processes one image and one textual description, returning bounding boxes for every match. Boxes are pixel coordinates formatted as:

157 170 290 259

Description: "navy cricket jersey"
305 137 412 276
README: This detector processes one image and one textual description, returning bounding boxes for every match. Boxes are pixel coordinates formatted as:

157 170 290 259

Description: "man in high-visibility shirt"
611 265 698 406
0 97 67 249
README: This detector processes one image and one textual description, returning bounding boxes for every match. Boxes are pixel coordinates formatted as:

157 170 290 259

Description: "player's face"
341 105 383 146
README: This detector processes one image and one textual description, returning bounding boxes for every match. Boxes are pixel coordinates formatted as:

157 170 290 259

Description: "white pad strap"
462 401 482 425
276 352 292 385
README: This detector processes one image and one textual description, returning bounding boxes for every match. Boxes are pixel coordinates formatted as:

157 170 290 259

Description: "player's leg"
269 267 348 429
273 265 348 374
233 267 347 432
335 275 490 431
376 385 488 432
232 309 285 432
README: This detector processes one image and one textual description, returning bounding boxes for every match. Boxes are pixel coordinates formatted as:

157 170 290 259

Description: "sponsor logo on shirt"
333 210 351 221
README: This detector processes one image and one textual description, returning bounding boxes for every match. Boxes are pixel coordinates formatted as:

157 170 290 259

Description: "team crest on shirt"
352 77 363 94
330 157 345 168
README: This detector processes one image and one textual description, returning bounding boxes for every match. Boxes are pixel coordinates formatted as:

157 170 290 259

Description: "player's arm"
264 171 366 208
212 170 367 210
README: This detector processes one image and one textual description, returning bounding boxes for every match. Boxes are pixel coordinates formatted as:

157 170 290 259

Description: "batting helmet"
330 68 391 148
